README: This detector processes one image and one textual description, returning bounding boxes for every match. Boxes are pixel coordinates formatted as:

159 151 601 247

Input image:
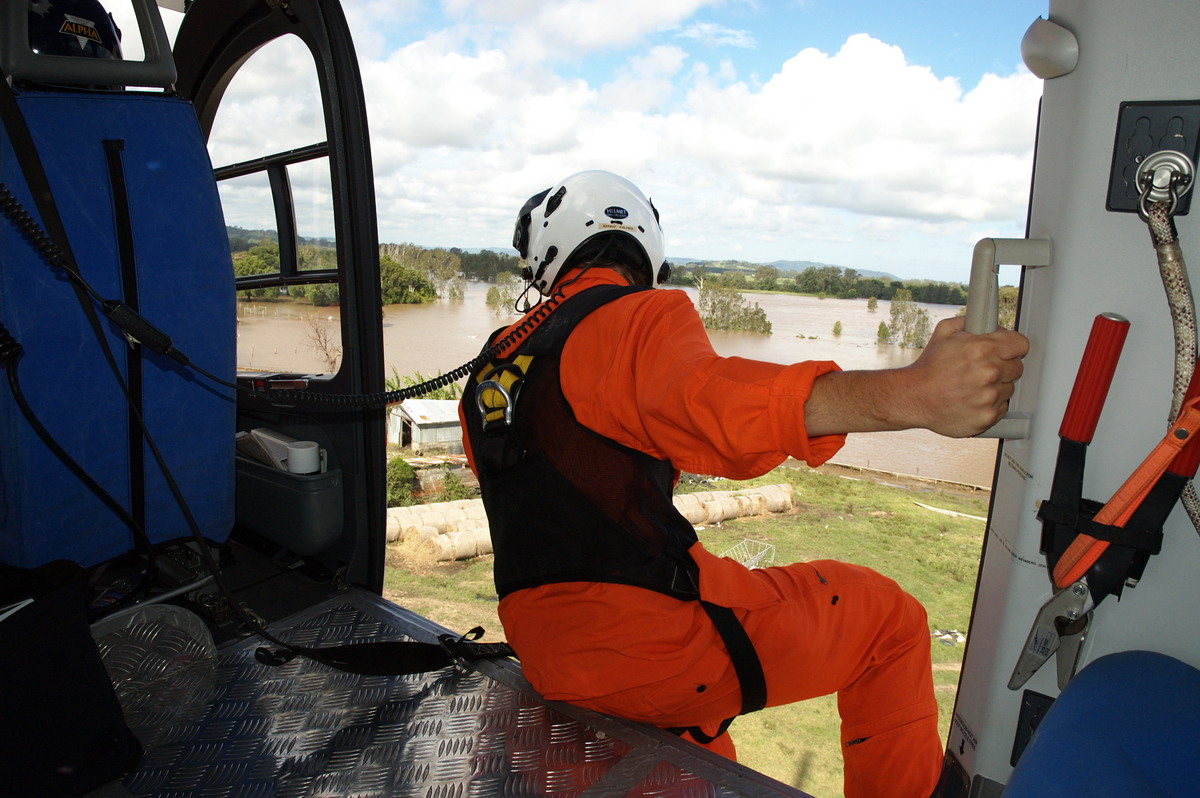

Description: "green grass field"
383 463 989 797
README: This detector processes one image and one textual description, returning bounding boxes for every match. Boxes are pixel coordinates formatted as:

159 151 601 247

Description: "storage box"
234 456 343 556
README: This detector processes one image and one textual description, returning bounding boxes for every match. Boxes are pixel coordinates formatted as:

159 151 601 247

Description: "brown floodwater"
235 283 999 488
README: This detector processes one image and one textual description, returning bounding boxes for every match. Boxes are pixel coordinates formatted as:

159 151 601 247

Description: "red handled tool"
1011 313 1200 689
1009 313 1128 689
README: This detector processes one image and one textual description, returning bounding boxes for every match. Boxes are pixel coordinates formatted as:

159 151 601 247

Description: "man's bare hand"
804 316 1029 438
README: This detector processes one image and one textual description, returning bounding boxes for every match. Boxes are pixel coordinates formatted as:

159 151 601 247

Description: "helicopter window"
205 35 343 375
291 157 337 273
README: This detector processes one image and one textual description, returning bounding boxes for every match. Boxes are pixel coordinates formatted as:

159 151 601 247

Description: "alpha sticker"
60 14 103 48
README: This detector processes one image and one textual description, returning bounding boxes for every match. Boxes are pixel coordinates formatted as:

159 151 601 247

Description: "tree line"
229 227 970 307
668 262 969 305
228 227 976 347
228 228 524 307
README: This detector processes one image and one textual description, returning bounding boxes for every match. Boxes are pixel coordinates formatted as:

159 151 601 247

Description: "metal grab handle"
965 237 1051 439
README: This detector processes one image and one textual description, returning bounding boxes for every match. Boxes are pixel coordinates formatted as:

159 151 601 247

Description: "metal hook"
1136 150 1194 221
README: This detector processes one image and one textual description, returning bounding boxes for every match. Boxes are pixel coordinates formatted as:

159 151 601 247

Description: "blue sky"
126 0 1051 283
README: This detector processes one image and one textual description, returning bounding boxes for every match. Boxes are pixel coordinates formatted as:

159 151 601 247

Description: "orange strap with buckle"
1054 396 1200 587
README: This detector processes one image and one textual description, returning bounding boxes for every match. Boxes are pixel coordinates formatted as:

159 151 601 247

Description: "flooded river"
236 282 998 488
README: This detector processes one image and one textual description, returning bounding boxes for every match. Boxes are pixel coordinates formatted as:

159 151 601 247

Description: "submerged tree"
485 271 524 315
303 314 342 371
887 289 933 348
232 240 279 300
379 253 437 305
698 278 772 334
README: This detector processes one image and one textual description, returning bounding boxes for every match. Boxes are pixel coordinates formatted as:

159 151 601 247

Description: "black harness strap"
702 601 768 715
670 601 768 744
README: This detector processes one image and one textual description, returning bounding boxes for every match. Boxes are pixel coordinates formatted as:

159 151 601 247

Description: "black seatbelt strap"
102 138 147 535
254 625 516 675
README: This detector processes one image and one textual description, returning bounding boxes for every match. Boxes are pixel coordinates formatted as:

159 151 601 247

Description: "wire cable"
0 323 156 618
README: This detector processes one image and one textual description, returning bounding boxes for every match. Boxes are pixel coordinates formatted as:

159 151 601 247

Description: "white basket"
719 539 776 569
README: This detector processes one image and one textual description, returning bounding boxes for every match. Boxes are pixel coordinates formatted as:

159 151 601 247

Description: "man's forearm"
803 317 1029 439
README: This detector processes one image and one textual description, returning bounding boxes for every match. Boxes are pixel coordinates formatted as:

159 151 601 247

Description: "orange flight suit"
463 270 942 798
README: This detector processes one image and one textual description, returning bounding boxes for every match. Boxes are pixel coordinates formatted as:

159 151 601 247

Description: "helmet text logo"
59 15 103 47
604 206 629 220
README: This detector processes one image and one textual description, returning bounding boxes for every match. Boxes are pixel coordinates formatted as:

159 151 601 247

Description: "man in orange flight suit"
460 171 1028 798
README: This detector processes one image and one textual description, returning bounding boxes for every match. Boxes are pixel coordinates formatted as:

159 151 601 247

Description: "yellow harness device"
474 354 533 430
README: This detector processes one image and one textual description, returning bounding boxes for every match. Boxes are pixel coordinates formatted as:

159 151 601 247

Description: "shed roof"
398 398 461 426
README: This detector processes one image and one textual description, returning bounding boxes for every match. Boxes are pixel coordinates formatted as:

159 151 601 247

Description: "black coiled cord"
259 285 567 409
3 177 574 411
1 320 157 618
0 183 103 304
0 319 21 366
257 237 613 409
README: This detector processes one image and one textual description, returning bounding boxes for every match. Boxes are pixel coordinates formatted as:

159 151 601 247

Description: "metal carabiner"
475 378 516 428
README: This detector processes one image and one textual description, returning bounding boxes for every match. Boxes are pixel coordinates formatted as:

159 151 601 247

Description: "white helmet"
512 170 670 296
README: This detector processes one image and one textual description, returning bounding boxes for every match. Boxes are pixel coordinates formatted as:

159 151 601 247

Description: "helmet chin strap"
514 281 539 314
517 237 622 313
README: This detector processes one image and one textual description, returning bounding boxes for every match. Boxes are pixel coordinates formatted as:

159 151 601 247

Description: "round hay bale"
439 507 469 525
705 497 741 524
462 502 487 521
672 494 706 525
386 506 420 526
736 494 765 515
412 524 441 543
759 484 793 512
443 530 478 561
423 534 455 562
471 526 493 556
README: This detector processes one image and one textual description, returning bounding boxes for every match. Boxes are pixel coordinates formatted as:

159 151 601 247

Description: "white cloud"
196 7 1039 281
500 0 723 63
649 33 1040 244
674 22 757 48
599 45 688 112
206 37 326 166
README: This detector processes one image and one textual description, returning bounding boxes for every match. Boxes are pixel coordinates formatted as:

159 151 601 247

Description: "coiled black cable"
4 175 609 420
254 240 612 409
4 178 572 410
0 318 21 365
255 288 567 409
1 321 156 618
0 183 104 305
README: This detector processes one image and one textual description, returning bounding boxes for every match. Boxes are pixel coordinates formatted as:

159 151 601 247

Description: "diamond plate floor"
94 589 807 798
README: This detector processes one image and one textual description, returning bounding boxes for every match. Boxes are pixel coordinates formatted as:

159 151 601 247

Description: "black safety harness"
461 284 767 742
